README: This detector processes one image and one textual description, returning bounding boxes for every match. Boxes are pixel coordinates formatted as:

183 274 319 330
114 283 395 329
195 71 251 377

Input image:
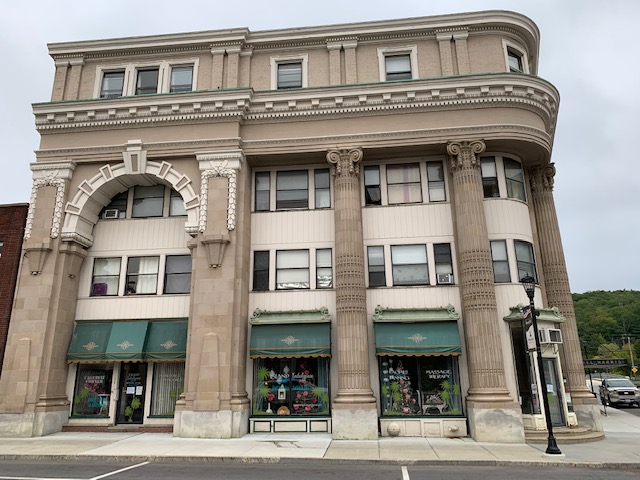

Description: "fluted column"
448 140 523 442
326 148 377 440
529 165 602 430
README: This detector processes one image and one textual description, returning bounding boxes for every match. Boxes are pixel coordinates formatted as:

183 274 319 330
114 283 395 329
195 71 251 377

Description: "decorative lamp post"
521 275 562 455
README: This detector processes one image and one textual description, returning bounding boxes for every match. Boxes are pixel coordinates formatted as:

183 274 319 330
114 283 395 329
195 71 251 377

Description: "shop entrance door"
116 363 147 424
542 358 565 427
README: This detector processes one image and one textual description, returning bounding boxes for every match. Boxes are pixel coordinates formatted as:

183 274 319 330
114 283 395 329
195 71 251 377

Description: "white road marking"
89 461 150 480
402 465 410 480
0 477 75 480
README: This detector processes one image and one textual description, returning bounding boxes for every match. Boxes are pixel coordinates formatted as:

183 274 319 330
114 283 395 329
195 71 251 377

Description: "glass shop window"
150 362 185 416
379 356 462 416
253 358 329 416
72 364 113 417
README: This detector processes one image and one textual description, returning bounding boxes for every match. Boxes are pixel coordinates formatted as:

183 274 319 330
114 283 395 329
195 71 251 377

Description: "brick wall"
0 203 29 373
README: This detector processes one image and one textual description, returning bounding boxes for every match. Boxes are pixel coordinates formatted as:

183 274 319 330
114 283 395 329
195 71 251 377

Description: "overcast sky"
0 0 637 293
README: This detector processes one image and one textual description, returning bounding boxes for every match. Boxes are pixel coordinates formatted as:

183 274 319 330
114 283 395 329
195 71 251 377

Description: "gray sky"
1 0 638 293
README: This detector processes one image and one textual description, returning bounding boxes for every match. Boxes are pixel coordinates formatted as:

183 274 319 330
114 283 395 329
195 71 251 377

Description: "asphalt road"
0 461 639 480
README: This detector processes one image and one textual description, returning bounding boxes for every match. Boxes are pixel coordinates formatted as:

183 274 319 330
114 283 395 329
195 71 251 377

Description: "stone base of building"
173 409 249 438
573 402 603 432
331 407 378 440
466 403 525 443
380 417 467 437
0 410 69 437
251 417 331 433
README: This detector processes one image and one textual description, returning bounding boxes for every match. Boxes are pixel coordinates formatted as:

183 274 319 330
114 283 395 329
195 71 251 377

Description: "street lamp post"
521 275 562 455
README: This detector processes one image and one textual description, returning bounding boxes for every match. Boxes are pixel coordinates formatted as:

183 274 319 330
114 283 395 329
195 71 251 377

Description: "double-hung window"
507 49 524 73
126 256 159 295
163 255 191 294
276 171 308 210
90 258 121 296
504 158 526 201
100 71 125 98
387 163 422 204
254 172 270 212
364 166 382 206
316 249 333 288
170 66 193 93
490 240 511 283
481 157 500 198
367 246 386 287
277 62 303 89
132 185 165 218
434 244 453 285
253 251 270 291
314 169 331 209
169 189 186 216
276 250 310 290
135 68 159 95
426 161 446 202
391 245 429 286
514 240 537 282
385 54 412 81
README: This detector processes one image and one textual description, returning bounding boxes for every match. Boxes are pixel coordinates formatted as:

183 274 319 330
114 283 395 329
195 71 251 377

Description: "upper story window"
515 240 537 283
170 66 194 93
271 55 308 90
434 243 453 285
367 246 386 287
503 40 529 74
480 155 526 202
252 248 333 291
253 167 330 212
276 250 310 290
426 161 446 202
90 257 121 296
136 68 159 95
377 46 418 82
490 240 511 283
126 256 159 295
253 251 270 291
391 244 429 286
316 249 333 289
163 255 191 294
100 71 125 98
95 60 198 98
387 163 422 204
100 185 186 220
364 166 382 206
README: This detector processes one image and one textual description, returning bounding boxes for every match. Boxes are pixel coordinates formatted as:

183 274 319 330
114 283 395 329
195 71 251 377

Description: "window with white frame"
271 55 308 90
169 189 187 217
100 71 125 98
276 250 310 290
387 163 422 205
490 240 511 283
391 244 429 286
132 185 165 218
367 246 386 287
434 243 454 285
426 161 446 202
126 256 160 295
254 168 331 212
364 166 382 206
136 68 160 95
254 172 270 212
170 66 193 93
90 257 121 296
377 46 417 82
276 171 308 210
514 240 537 282
163 255 192 294
314 169 331 209
316 249 333 289
502 40 528 74
253 251 270 291
504 158 526 201
481 157 500 198
101 185 185 220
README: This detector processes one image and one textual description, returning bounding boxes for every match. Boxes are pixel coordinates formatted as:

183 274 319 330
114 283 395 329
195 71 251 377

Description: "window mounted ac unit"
539 328 563 344
437 273 453 285
103 209 119 219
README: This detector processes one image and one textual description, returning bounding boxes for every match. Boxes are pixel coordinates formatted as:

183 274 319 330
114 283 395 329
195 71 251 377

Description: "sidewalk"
1 406 639 469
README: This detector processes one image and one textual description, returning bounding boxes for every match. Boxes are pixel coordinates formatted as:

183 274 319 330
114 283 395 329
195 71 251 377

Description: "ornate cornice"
24 162 76 240
197 151 244 232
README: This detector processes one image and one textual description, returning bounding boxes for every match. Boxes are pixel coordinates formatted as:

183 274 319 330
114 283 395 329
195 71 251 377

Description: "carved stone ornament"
24 162 75 240
446 140 486 171
197 151 244 232
326 148 363 177
529 163 556 193
200 234 231 268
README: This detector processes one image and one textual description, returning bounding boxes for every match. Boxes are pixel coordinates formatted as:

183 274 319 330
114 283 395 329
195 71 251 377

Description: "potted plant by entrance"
124 396 142 422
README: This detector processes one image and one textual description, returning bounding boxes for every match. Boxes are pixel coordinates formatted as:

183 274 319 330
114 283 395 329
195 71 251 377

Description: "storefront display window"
379 356 462 416
150 362 185 416
72 364 113 417
253 358 329 416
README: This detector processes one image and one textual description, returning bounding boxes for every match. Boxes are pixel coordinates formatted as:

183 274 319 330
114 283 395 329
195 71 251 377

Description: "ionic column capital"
326 148 363 177
530 163 556 193
446 140 486 172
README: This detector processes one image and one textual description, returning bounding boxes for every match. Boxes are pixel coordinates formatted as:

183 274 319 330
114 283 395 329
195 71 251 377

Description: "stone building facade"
0 203 29 374
0 10 602 441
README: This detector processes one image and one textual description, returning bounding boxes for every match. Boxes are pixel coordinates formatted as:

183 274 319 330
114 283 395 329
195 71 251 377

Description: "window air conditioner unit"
103 209 119 219
437 273 454 285
539 328 563 344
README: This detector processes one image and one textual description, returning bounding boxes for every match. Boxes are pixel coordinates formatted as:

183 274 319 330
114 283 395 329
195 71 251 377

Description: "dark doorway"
116 363 147 424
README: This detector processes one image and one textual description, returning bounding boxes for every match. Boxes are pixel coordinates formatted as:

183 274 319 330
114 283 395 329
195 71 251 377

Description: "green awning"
67 322 113 362
105 320 149 361
250 323 331 358
144 320 188 360
374 321 461 356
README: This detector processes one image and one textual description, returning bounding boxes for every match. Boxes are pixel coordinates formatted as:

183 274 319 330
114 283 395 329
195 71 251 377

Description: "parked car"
599 378 640 407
